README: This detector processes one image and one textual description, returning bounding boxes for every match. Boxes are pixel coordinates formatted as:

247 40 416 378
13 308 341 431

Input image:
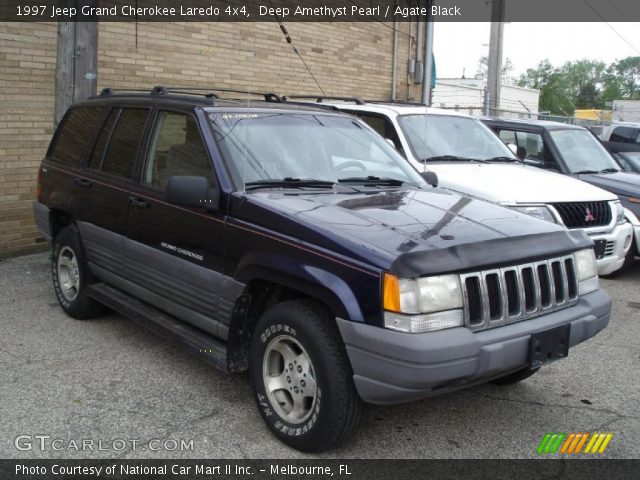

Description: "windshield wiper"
599 168 620 173
244 177 336 191
485 156 523 163
338 176 406 186
574 170 601 174
425 155 489 164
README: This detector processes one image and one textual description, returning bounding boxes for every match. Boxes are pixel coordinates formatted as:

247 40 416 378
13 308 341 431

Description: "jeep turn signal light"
629 197 640 204
383 273 401 312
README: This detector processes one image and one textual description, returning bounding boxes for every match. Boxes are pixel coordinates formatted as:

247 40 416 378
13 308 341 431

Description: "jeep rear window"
101 108 149 179
88 108 119 170
210 113 425 187
49 106 106 166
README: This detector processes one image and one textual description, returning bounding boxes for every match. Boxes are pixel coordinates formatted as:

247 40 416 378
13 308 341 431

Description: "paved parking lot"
1 252 639 459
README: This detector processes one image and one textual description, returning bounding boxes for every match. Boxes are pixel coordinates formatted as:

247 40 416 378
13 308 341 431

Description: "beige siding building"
0 21 423 255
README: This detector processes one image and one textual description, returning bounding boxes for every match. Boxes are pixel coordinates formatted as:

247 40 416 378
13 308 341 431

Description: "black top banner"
2 0 640 22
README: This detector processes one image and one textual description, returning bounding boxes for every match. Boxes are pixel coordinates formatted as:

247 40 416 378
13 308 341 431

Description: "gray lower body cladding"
32 201 52 242
337 289 611 405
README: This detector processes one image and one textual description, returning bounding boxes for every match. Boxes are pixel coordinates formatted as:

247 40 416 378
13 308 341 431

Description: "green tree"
558 60 607 109
475 55 515 84
518 60 574 115
608 56 640 99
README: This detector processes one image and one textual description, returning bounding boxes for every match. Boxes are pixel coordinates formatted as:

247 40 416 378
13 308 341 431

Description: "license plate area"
529 324 570 369
593 239 607 260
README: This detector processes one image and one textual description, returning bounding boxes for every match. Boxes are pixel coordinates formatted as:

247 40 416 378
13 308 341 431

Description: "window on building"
143 112 211 190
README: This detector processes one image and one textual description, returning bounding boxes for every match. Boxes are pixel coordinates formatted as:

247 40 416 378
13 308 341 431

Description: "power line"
583 0 640 54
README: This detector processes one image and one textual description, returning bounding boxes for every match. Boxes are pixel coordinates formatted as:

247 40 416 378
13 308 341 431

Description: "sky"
433 22 640 80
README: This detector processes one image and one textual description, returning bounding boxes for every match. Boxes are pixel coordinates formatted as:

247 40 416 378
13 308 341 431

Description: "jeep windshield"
209 112 426 190
398 114 516 163
549 129 621 174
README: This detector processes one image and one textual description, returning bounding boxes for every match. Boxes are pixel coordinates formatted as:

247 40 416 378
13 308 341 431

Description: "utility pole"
486 0 505 115
422 0 434 105
54 0 98 126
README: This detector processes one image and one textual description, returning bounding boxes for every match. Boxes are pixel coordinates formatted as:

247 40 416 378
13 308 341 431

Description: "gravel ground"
1 252 638 459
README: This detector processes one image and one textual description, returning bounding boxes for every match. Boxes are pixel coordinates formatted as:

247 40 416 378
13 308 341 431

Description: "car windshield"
619 152 640 171
209 112 426 189
397 114 515 161
549 129 620 173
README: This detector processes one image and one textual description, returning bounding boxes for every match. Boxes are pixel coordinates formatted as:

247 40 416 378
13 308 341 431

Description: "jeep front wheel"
249 299 363 452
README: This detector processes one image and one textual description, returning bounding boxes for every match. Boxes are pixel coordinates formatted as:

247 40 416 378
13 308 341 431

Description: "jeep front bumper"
337 289 611 405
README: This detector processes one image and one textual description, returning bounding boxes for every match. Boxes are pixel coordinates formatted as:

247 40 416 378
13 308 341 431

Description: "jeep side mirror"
420 171 438 187
166 176 218 210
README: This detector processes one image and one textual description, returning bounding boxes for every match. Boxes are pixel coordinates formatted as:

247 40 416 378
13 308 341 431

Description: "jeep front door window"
143 111 212 190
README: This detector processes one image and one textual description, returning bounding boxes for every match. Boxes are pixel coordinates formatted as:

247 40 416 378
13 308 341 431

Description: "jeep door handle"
74 178 92 188
127 196 148 208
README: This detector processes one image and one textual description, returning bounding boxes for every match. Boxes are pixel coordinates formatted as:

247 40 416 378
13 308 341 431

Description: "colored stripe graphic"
538 432 613 454
537 433 565 454
584 433 614 454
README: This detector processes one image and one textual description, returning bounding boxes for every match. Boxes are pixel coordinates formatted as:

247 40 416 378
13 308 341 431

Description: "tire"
249 299 363 452
491 367 539 385
52 225 107 319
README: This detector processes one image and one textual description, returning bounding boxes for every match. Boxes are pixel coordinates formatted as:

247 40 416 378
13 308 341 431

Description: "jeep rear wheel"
249 299 363 452
52 225 107 319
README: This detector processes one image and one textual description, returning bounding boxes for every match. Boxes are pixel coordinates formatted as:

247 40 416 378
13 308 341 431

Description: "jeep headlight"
574 248 599 295
613 201 625 224
382 273 463 333
511 205 556 223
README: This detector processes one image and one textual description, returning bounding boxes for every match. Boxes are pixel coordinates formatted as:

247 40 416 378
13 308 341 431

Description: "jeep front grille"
460 255 579 331
553 201 612 229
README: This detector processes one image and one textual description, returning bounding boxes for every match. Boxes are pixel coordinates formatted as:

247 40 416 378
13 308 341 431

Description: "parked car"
602 140 640 174
482 118 639 273
284 97 633 276
34 87 611 452
601 121 640 146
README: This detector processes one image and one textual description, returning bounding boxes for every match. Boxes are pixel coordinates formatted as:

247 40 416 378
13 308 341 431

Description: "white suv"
289 98 633 276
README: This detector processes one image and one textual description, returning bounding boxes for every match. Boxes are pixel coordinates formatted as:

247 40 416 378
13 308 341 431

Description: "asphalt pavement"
1 252 638 459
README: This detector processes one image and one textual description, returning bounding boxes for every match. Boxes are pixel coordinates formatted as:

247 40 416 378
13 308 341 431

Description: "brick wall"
0 21 420 255
0 22 57 255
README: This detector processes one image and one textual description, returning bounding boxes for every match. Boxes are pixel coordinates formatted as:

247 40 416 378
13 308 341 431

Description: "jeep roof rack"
367 99 427 106
97 86 282 105
283 95 366 105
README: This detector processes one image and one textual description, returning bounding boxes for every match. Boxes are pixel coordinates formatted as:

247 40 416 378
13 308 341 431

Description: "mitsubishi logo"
585 208 596 222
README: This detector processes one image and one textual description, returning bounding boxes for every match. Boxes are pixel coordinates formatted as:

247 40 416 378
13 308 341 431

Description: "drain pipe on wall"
407 13 415 93
415 13 424 85
391 13 398 100
422 14 434 106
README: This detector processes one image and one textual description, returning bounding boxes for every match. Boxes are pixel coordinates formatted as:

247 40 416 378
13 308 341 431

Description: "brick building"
0 21 425 255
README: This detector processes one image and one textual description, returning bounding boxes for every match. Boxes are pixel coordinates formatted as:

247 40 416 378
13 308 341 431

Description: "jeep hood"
237 188 590 276
427 163 615 204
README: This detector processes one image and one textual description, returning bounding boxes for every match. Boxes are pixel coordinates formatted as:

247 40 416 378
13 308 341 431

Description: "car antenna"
268 0 326 95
